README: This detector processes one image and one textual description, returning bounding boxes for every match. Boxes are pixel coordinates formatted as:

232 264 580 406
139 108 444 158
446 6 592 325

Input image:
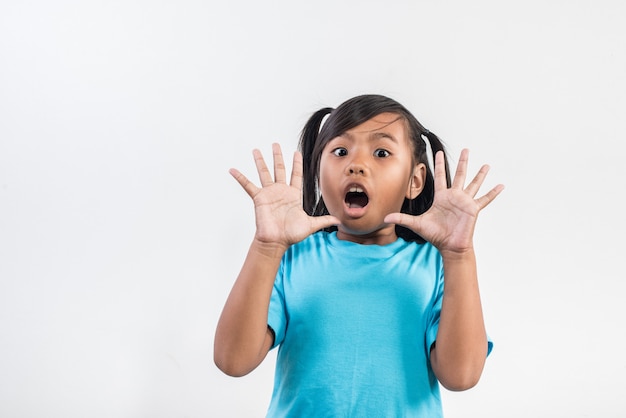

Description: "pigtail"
298 107 333 215
421 129 451 187
413 128 451 216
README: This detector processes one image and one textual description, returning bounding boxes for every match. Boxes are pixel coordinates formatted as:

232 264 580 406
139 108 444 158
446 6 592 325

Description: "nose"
348 165 365 175
345 152 367 176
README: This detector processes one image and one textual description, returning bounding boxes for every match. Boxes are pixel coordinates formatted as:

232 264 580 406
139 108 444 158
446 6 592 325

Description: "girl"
214 94 504 417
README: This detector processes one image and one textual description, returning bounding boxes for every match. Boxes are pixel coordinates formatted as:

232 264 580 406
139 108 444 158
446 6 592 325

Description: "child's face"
319 112 424 245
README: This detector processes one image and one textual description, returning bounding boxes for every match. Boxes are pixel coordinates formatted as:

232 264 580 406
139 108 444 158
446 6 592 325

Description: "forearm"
214 239 286 376
431 248 488 391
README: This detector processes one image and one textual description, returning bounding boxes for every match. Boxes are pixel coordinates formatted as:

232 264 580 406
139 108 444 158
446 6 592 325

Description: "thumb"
384 212 421 233
309 215 340 232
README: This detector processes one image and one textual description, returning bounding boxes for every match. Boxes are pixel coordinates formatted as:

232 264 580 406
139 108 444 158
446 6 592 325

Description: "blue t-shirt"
266 231 449 417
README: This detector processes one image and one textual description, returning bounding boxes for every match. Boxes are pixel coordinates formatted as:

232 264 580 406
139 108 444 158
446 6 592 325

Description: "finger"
475 184 505 210
272 143 287 184
464 164 490 198
290 151 304 190
253 149 273 187
229 168 259 198
451 148 469 190
433 151 448 191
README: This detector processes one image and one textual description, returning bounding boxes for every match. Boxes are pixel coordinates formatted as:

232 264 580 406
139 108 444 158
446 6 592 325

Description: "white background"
1 0 625 416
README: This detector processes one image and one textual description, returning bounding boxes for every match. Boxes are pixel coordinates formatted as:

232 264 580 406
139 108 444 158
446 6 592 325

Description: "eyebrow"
372 132 398 142
340 131 399 143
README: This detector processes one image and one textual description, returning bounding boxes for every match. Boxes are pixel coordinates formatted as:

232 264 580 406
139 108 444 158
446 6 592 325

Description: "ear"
406 163 426 199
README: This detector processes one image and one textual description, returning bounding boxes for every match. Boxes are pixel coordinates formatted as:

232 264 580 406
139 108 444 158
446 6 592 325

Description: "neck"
336 225 398 245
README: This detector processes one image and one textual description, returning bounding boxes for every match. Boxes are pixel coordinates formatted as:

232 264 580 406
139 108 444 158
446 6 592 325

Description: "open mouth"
345 186 369 209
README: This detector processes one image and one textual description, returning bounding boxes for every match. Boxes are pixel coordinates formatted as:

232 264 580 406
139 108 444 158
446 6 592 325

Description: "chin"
338 223 395 238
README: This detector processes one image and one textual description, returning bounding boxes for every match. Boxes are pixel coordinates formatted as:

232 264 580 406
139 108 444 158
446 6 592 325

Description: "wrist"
439 247 476 263
250 237 289 260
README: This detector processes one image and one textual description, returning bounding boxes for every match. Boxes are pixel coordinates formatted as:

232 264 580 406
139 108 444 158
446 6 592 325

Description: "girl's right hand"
229 143 339 251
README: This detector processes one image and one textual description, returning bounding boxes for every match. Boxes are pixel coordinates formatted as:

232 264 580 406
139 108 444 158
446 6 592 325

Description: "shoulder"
392 239 444 281
397 237 441 260
282 231 331 263
289 231 330 252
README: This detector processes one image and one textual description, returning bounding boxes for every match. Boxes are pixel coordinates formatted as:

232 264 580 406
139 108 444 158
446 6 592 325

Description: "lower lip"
344 204 368 218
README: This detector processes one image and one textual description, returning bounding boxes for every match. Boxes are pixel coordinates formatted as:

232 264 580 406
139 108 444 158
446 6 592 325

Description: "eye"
374 149 390 158
332 147 348 157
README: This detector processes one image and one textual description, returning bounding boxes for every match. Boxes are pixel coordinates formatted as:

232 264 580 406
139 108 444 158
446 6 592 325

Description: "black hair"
298 94 451 243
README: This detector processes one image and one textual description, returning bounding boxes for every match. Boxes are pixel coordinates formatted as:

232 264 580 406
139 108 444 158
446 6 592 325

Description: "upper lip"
343 182 368 197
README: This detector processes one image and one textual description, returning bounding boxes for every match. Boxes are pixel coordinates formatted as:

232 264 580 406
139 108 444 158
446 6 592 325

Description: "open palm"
385 149 504 255
230 143 339 249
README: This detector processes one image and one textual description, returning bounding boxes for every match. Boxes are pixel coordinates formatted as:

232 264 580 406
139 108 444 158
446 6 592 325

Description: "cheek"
317 161 328 191
318 157 337 188
384 167 414 200
318 161 345 209
317 162 332 199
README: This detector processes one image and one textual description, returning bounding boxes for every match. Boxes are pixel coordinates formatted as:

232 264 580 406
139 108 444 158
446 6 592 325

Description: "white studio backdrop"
1 0 625 416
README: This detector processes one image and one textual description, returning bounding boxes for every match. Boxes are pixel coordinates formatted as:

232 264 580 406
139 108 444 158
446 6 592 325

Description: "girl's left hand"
384 149 504 256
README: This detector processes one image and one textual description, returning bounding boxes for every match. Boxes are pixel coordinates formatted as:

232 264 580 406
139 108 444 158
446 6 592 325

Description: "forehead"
341 112 408 142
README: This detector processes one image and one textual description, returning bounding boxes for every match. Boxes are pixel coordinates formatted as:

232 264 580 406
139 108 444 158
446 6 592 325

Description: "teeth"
349 186 364 193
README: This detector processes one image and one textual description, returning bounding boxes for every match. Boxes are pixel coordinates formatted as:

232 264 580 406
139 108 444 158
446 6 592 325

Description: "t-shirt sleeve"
425 258 444 358
267 259 287 350
425 253 494 358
